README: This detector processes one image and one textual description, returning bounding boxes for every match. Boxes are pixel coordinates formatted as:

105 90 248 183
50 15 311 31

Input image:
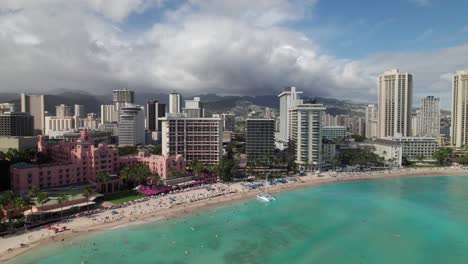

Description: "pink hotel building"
10 129 185 194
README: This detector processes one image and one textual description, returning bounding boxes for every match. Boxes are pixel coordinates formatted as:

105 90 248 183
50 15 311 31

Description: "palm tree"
82 187 93 213
13 197 26 221
119 166 132 187
57 194 69 218
21 196 35 223
191 159 203 175
149 172 160 185
95 171 111 193
0 191 16 221
28 186 40 199
13 197 33 229
36 192 50 221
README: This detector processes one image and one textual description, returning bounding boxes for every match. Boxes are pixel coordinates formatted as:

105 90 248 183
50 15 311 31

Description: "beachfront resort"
1 69 468 262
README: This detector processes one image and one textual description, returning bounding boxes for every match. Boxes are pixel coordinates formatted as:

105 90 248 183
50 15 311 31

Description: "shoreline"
2 167 468 262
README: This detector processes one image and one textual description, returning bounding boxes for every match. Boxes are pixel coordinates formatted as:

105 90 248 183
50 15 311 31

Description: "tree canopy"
335 148 384 166
433 148 453 165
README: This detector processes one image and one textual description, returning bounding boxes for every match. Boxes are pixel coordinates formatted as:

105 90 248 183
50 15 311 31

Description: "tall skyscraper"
146 100 166 131
278 86 303 143
378 69 413 138
169 92 182 114
118 104 145 146
113 89 134 110
20 93 45 133
74 104 85 118
451 69 468 147
365 104 378 138
418 96 440 137
246 118 275 162
288 101 326 171
182 97 204 118
55 104 72 118
100 104 118 124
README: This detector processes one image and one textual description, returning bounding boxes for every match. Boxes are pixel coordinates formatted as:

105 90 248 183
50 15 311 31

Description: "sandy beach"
2 167 468 263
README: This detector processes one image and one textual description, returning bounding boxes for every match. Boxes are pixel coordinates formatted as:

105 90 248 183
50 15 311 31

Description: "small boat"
256 193 276 202
257 174 275 202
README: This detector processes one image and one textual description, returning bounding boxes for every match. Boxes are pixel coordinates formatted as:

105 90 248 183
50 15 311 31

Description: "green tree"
13 196 34 226
14 197 26 222
335 148 384 167
95 171 111 193
149 172 160 185
216 158 239 182
120 166 132 186
36 192 50 221
149 145 162 155
433 148 452 165
459 155 468 165
82 187 93 212
0 191 17 221
116 146 138 156
57 193 69 218
120 164 162 187
191 159 203 174
28 186 40 199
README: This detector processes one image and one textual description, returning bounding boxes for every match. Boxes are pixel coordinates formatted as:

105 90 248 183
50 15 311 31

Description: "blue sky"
122 0 468 59
0 0 467 108
308 0 468 58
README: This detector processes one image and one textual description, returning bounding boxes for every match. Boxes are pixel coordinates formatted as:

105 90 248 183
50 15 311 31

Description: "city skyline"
0 1 467 108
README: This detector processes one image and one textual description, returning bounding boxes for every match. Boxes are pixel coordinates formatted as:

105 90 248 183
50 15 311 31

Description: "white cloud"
0 0 466 108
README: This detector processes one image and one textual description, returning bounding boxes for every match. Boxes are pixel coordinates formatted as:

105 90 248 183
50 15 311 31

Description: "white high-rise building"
451 69 468 147
365 104 378 139
418 96 440 137
118 104 145 146
21 93 45 133
100 104 118 124
411 110 421 137
169 92 182 114
182 97 204 118
378 69 413 138
74 104 85 118
113 89 134 110
278 86 303 143
55 104 72 118
288 101 326 171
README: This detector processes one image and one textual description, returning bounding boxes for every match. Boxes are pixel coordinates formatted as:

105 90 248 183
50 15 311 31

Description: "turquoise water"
11 176 468 264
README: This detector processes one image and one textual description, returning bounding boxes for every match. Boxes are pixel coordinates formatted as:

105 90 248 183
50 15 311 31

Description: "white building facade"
278 86 303 145
288 102 326 171
451 70 468 148
100 104 118 124
169 92 182 114
417 96 440 137
118 104 145 146
378 69 413 138
365 104 378 138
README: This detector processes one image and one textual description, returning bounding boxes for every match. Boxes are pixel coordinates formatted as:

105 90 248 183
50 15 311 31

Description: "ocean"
11 176 468 264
